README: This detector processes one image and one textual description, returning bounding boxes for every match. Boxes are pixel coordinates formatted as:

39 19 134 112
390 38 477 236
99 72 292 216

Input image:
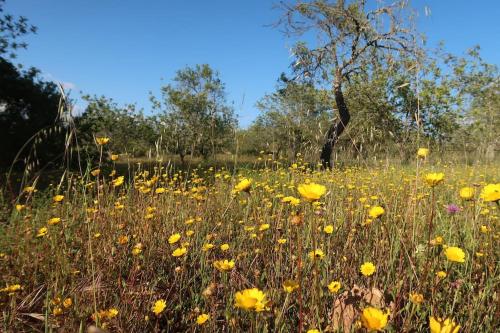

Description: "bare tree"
276 0 419 167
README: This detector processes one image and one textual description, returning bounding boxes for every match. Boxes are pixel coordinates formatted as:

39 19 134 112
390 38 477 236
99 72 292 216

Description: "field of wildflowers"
1 144 499 332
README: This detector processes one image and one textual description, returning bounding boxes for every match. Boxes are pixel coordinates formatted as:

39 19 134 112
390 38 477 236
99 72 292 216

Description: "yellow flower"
436 271 447 279
24 186 36 193
480 183 500 202
368 206 385 219
152 299 166 315
139 186 151 194
132 243 143 256
283 279 299 293
155 187 166 194
360 307 389 331
91 169 101 177
459 187 475 200
93 308 118 321
202 243 214 251
53 195 64 202
95 137 110 145
118 235 129 245
297 183 327 202
429 316 461 333
0 284 22 293
234 178 252 192
15 204 25 212
323 225 334 234
277 238 287 244
36 227 48 237
53 307 63 316
444 246 465 263
106 308 118 318
409 292 424 304
48 217 61 225
417 148 429 158
172 247 187 257
234 288 268 312
360 262 376 276
63 298 72 308
430 236 444 246
196 313 210 325
307 330 320 333
112 176 124 187
168 233 181 244
308 249 325 260
425 173 445 187
282 196 301 206
220 243 230 251
213 259 235 272
111 154 119 161
479 208 489 216
259 223 270 231
327 281 341 293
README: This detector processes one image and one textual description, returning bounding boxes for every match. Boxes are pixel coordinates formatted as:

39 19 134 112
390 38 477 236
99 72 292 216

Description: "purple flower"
446 204 460 214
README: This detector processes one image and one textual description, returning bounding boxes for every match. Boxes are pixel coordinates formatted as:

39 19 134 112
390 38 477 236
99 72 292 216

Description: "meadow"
1 147 499 332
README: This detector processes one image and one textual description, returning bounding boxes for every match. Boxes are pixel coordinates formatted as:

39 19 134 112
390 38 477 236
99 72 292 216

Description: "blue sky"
5 0 500 127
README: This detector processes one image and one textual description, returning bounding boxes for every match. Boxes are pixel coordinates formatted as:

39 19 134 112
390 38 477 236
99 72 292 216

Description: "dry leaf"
329 285 391 332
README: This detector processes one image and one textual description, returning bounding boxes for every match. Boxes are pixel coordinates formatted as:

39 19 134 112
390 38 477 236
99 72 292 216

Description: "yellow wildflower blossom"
360 262 376 276
152 300 166 315
429 316 460 333
297 183 327 202
444 246 465 263
361 307 389 331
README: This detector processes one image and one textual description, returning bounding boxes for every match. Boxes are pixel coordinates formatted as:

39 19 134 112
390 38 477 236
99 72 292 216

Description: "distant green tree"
76 96 158 158
445 47 499 159
253 74 333 159
363 55 460 155
151 64 237 162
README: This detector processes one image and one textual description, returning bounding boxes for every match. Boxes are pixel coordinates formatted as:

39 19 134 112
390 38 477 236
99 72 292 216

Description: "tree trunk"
320 79 350 168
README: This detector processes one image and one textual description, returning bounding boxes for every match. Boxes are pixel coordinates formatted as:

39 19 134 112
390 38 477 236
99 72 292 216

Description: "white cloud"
41 72 77 91
61 81 76 90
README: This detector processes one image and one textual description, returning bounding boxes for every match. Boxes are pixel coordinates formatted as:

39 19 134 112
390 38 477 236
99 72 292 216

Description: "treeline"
1 63 239 168
2 47 497 169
